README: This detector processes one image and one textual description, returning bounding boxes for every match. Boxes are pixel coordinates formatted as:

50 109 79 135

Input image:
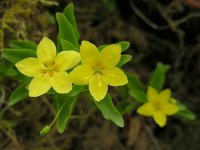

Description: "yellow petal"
162 103 179 115
29 76 51 97
50 72 72 93
101 67 128 86
69 65 94 85
15 57 46 77
37 37 56 66
137 103 155 116
54 51 80 71
80 41 99 66
153 111 167 127
159 89 171 102
147 87 159 103
89 74 108 101
99 44 121 68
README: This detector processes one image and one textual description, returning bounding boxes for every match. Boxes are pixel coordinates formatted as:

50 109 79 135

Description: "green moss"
0 0 58 51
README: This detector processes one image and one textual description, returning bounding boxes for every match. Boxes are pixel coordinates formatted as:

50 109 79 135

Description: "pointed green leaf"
116 101 138 115
129 90 147 103
54 94 77 133
6 67 17 77
148 63 170 91
98 41 130 52
68 85 87 97
56 13 79 48
63 3 80 39
120 41 130 52
93 94 124 127
0 63 6 75
176 102 196 120
117 54 132 68
126 72 145 92
56 35 62 52
8 83 29 106
53 85 85 111
2 48 36 64
60 39 79 51
9 40 37 50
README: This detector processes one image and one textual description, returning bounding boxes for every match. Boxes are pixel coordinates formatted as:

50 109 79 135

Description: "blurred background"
0 0 200 149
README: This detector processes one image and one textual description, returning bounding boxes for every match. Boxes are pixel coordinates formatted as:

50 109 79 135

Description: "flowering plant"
1 3 195 135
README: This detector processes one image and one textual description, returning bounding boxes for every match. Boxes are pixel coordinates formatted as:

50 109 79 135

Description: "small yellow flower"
15 37 80 97
69 41 128 101
137 87 179 127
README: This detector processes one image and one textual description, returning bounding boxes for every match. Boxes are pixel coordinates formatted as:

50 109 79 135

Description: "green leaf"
56 13 79 48
8 83 29 106
52 85 85 112
68 85 87 97
56 35 62 52
118 86 129 101
148 63 170 91
176 102 196 120
9 40 37 50
129 90 147 103
117 54 132 68
0 63 6 74
6 67 17 77
60 39 79 51
116 101 137 115
54 94 77 133
93 94 124 127
63 3 80 39
0 62 17 77
126 72 145 92
98 41 130 52
15 73 32 83
120 41 130 52
2 48 36 64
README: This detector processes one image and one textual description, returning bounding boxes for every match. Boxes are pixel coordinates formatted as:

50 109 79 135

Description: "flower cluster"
15 37 128 101
137 87 179 127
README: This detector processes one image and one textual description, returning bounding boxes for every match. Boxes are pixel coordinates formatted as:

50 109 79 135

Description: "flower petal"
147 87 159 103
159 89 171 102
89 74 108 101
101 67 128 86
54 51 80 71
69 65 94 85
99 44 121 68
37 37 56 66
80 41 99 66
162 103 179 115
15 57 46 77
137 103 155 116
153 111 167 127
50 72 72 93
29 76 51 97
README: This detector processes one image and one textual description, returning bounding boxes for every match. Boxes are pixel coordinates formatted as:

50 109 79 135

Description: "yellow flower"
137 87 179 127
15 37 80 97
69 41 128 101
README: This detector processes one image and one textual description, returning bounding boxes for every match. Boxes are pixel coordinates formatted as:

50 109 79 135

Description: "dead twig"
130 0 169 30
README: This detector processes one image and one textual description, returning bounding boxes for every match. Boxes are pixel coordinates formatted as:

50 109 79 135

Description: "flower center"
153 101 163 111
93 63 105 75
47 66 54 72
43 66 57 77
95 68 102 74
